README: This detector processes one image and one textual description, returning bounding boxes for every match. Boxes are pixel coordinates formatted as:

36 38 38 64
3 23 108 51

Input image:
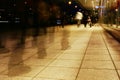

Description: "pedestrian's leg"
77 20 80 27
84 23 87 28
90 22 92 27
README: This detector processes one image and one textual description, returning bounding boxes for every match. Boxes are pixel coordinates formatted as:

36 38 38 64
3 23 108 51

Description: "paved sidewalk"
0 24 120 80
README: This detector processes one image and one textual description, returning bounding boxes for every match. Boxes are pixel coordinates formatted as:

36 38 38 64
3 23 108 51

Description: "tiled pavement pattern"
0 24 120 80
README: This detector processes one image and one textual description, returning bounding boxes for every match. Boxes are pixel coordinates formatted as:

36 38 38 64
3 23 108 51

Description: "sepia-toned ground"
0 24 120 80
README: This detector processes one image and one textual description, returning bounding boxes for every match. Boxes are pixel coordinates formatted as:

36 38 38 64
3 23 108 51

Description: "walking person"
82 13 88 28
87 16 92 27
75 12 83 27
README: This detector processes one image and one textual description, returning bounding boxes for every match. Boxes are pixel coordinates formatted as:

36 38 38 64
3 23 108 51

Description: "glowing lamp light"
75 5 78 8
68 1 72 5
95 6 99 9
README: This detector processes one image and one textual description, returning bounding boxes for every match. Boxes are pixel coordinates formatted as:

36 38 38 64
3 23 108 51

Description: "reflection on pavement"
61 29 70 50
8 47 31 77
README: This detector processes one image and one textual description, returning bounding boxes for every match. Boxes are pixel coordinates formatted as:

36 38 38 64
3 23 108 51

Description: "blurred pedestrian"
82 13 88 28
87 16 92 27
75 12 83 27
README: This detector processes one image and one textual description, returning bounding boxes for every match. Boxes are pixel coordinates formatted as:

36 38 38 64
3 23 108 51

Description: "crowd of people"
75 11 98 28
